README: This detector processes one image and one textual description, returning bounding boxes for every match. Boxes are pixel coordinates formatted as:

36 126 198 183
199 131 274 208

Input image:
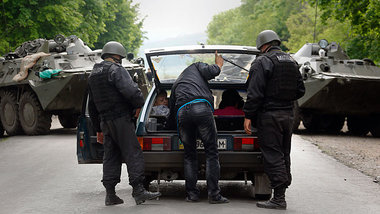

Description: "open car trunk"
139 87 248 133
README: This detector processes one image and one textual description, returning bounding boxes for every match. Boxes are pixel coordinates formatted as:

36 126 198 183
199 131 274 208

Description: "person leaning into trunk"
243 30 305 210
168 51 229 204
87 41 161 206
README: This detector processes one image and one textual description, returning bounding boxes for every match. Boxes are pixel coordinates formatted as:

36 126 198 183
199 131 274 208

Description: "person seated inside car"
151 90 170 117
214 89 244 116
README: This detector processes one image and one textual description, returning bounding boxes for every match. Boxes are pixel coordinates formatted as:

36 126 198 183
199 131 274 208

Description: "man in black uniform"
168 51 229 204
243 30 305 210
88 41 161 206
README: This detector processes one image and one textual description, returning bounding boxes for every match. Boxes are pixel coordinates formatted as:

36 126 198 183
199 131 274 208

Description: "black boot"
105 186 124 206
132 183 161 205
208 195 229 204
256 187 287 210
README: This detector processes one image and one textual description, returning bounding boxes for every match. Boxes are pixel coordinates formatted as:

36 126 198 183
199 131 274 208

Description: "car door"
76 62 150 164
76 90 103 163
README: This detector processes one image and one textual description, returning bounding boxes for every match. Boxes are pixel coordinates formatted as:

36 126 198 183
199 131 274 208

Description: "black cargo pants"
100 115 145 188
257 109 293 189
178 102 221 199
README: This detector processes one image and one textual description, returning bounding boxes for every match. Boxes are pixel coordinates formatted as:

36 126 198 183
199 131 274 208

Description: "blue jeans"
178 102 221 199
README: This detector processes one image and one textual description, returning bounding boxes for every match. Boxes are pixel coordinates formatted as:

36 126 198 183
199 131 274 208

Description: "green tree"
207 8 244 45
94 0 144 54
307 0 380 62
0 0 144 55
0 0 83 53
207 0 303 49
207 0 379 63
308 0 379 37
284 3 351 53
72 0 116 47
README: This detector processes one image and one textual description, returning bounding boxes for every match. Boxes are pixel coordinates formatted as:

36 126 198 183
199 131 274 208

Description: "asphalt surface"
0 125 380 214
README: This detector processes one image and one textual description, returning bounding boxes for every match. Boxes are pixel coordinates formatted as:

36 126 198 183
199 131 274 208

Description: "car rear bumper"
143 151 264 171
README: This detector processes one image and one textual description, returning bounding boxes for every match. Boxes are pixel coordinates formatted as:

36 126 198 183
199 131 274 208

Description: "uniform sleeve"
243 57 272 119
110 65 145 109
196 62 221 80
88 87 102 132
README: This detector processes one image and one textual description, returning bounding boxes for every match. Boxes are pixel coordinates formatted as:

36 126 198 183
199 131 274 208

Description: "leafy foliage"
93 0 144 53
207 0 303 50
284 3 351 53
207 0 380 63
0 0 144 55
308 0 380 62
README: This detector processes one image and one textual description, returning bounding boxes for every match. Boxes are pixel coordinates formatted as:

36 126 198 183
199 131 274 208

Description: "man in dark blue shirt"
169 52 229 204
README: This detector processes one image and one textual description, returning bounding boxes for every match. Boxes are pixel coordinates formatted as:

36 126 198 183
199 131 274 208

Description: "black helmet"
256 30 281 50
101 41 127 59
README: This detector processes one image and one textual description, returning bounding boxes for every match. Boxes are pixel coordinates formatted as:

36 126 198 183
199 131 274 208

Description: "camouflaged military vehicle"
292 39 380 137
0 35 149 136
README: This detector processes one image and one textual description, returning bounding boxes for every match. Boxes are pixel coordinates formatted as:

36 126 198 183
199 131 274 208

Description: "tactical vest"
263 51 300 101
88 62 131 120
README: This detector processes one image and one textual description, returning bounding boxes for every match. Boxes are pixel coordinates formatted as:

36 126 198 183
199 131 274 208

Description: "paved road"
0 127 379 214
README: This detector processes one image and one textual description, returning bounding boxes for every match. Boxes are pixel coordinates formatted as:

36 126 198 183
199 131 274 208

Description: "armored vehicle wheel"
18 91 52 135
58 113 79 128
302 112 319 131
320 116 345 134
347 116 369 136
0 91 23 135
302 113 344 133
369 117 380 137
0 122 4 137
292 102 300 132
370 126 380 138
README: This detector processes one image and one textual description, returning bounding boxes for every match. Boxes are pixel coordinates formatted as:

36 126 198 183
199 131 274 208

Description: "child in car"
151 90 170 117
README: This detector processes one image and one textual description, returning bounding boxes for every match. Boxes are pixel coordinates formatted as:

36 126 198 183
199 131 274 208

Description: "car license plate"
196 138 227 150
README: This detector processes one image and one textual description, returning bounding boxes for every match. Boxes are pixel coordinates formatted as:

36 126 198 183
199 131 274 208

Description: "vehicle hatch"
145 45 260 88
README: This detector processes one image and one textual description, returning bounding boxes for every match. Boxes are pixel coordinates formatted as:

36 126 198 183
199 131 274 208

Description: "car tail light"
137 137 171 151
79 132 84 147
233 137 259 151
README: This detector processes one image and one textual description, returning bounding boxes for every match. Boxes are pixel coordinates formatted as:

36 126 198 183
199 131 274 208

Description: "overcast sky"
133 0 241 42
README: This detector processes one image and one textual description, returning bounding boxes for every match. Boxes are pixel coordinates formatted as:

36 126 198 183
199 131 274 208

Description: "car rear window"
150 53 256 84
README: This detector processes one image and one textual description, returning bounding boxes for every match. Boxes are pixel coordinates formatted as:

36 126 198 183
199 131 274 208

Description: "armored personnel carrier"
292 39 380 137
0 35 149 136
